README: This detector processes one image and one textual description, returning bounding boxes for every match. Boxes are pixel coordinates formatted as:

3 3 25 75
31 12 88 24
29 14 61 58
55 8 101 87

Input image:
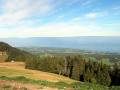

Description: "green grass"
109 86 120 90
0 76 111 90
1 76 120 90
2 85 11 89
0 85 28 90
37 86 44 89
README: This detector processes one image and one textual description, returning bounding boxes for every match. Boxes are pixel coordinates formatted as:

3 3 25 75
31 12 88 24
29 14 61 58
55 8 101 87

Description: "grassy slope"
1 62 119 90
0 62 76 83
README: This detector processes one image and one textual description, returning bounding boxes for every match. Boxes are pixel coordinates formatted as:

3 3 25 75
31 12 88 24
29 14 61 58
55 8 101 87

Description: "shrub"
90 78 96 84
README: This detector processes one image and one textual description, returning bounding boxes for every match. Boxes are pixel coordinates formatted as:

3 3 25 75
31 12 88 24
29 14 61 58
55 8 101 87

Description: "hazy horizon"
0 36 120 53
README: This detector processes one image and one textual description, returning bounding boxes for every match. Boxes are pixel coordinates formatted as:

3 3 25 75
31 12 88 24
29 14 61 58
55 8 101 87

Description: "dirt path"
0 80 58 90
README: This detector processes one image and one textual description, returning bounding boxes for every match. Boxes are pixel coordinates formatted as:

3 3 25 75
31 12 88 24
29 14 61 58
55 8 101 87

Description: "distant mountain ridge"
0 36 120 53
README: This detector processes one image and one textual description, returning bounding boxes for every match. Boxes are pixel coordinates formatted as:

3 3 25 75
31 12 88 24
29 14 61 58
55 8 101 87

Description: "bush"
91 78 96 84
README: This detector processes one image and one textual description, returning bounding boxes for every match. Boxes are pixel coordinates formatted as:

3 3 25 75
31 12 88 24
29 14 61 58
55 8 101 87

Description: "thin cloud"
104 23 120 26
0 18 119 38
72 17 81 21
0 19 116 38
81 0 95 6
0 0 59 27
85 11 107 18
86 13 96 18
113 6 120 10
58 15 65 18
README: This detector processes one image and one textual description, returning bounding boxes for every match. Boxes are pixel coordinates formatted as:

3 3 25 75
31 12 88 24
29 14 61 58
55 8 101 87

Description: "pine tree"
113 63 118 71
74 55 85 81
101 69 111 86
71 62 80 80
65 68 70 77
111 63 120 86
97 64 111 86
96 67 102 84
84 67 91 82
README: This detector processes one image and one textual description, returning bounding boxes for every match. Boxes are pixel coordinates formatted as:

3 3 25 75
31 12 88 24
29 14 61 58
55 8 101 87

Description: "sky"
0 0 120 38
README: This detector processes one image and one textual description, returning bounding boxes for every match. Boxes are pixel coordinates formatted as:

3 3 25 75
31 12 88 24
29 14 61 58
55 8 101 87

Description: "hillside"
0 42 33 62
0 62 120 90
0 62 76 90
0 62 76 83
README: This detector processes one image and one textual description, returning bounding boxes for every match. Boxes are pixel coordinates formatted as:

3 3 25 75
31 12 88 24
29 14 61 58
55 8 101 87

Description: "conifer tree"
74 55 85 80
71 62 80 80
84 67 91 82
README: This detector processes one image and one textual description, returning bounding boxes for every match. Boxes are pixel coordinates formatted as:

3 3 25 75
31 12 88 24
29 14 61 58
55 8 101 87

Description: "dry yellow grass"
0 62 77 83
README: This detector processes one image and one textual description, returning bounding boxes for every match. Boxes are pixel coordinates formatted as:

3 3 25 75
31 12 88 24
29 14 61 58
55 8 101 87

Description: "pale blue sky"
0 0 120 38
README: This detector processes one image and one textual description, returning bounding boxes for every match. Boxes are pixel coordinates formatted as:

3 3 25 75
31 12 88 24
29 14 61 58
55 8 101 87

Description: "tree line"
25 55 120 86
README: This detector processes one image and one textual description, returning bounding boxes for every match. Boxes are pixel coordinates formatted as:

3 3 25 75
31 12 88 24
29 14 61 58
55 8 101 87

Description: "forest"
25 55 120 86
